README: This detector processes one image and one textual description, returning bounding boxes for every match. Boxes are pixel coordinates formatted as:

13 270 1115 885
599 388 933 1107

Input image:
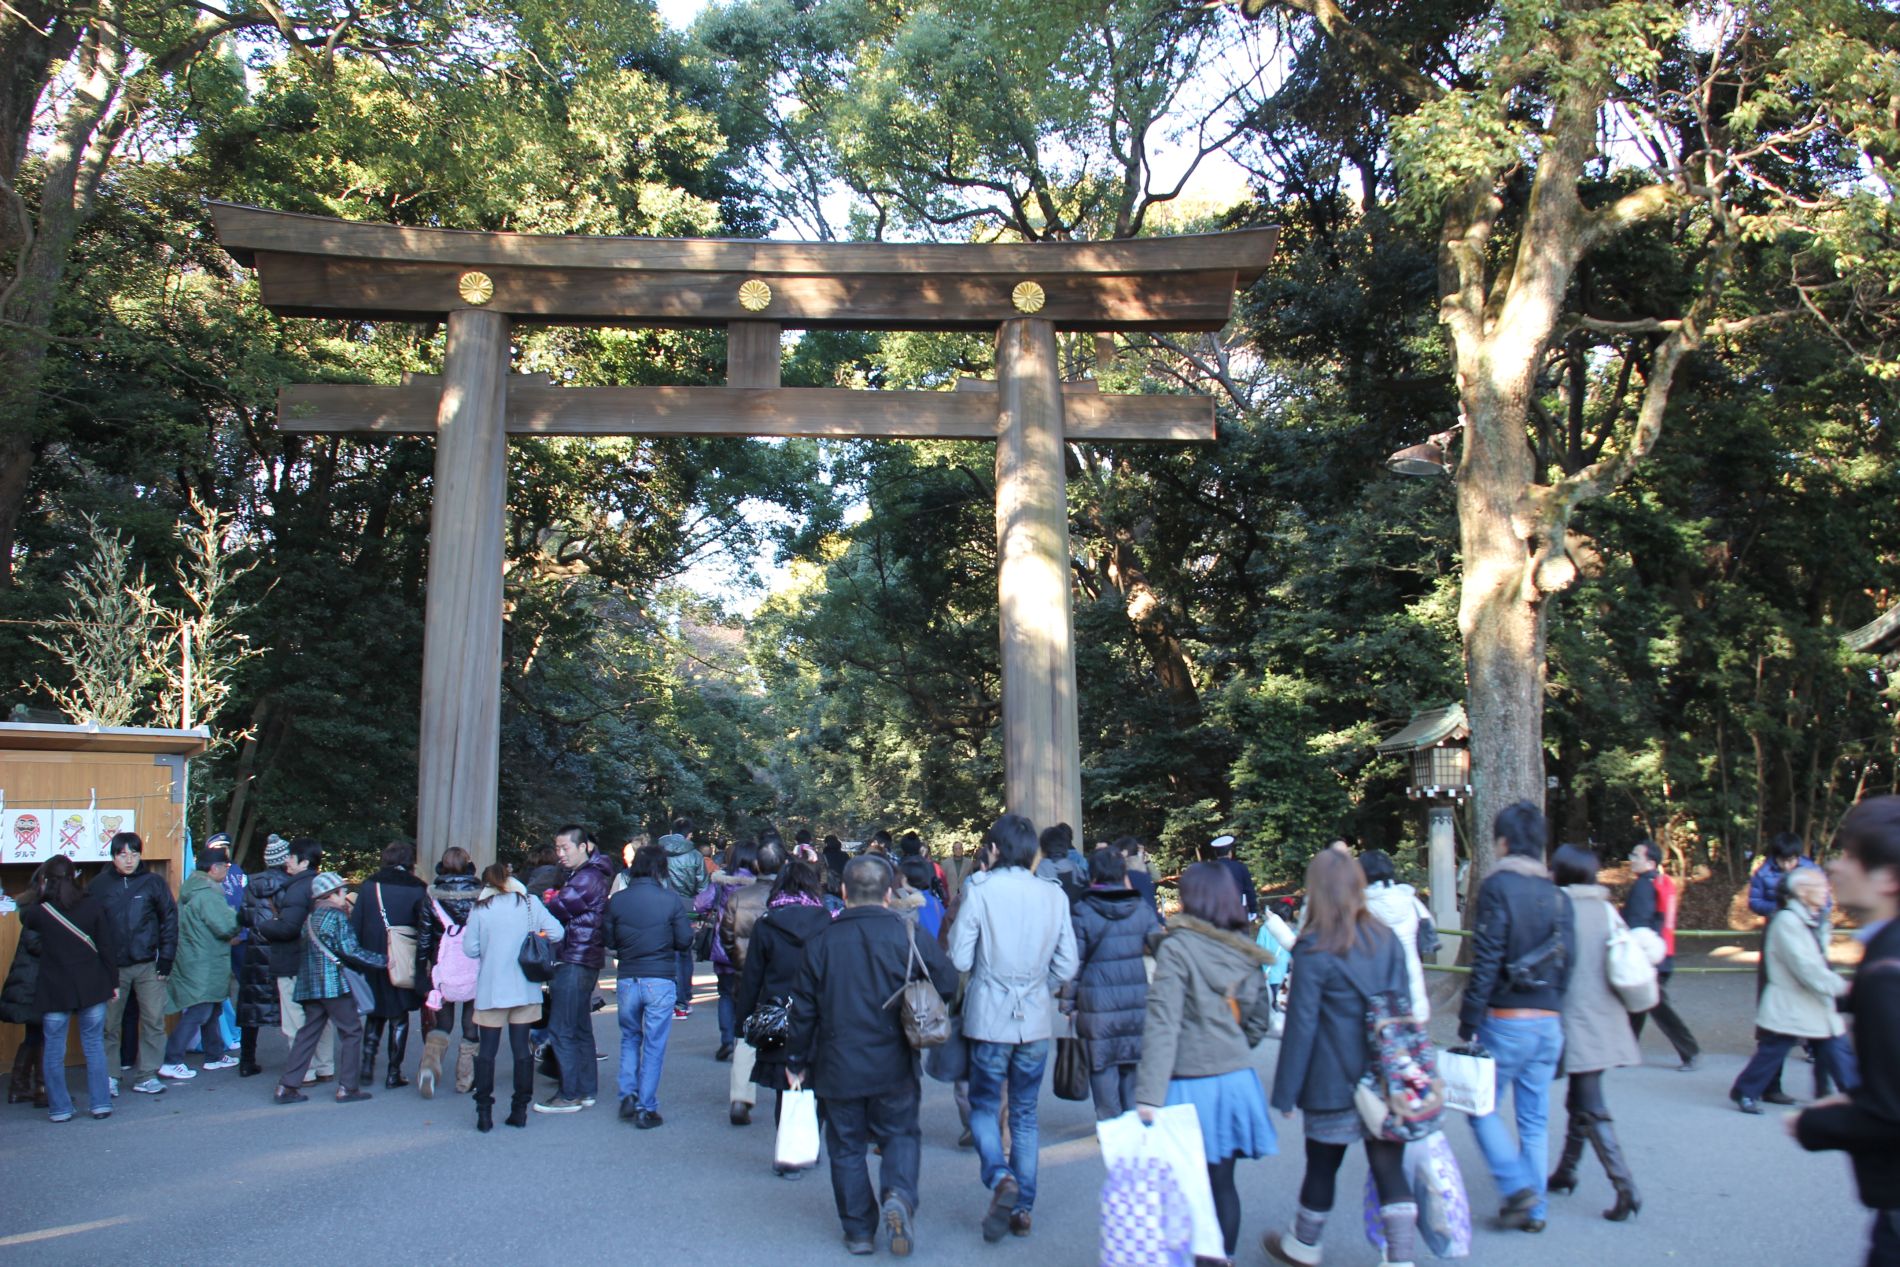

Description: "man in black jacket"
98 832 177 1096
604 843 692 1127
1459 801 1575 1233
247 838 331 1083
1795 795 1900 1267
1623 840 1701 1071
788 856 958 1258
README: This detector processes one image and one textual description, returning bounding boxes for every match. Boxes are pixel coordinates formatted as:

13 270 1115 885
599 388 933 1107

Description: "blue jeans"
164 1000 225 1064
968 1039 1049 1211
675 948 695 1011
616 978 677 1111
548 963 600 1101
717 973 738 1047
42 1004 110 1118
1467 1014 1564 1219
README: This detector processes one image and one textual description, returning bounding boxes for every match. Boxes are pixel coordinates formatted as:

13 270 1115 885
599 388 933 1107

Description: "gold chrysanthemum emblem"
1011 281 1046 314
457 271 495 305
738 279 773 311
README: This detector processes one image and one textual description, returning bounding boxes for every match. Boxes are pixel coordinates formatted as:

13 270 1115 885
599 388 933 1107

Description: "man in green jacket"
160 845 241 1080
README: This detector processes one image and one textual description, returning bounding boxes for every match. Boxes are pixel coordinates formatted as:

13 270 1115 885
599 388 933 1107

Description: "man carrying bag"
786 857 959 1258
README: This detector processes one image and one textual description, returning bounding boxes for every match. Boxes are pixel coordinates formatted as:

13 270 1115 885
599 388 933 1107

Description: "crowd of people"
3 797 1897 1267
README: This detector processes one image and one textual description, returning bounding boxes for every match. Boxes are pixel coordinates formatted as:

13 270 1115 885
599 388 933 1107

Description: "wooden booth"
0 722 208 1065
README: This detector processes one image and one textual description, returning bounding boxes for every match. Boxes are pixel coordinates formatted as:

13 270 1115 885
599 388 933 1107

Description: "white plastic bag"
775 1088 821 1170
1439 1046 1496 1117
1096 1107 1223 1261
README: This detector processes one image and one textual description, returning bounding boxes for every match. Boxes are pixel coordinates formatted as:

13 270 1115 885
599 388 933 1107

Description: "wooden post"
416 307 510 873
994 318 1082 839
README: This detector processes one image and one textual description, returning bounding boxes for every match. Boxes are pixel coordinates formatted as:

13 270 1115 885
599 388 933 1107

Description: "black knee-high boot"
1548 1113 1589 1194
362 1017 384 1082
1585 1114 1642 1222
385 1018 410 1088
239 1026 261 1077
508 1027 534 1127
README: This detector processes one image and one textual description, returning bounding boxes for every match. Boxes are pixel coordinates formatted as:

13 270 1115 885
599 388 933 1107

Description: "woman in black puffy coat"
415 847 483 1097
234 864 288 1076
1069 845 1159 1120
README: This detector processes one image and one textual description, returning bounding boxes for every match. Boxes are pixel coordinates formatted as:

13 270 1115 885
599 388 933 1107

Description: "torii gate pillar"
416 307 510 867
995 318 1082 840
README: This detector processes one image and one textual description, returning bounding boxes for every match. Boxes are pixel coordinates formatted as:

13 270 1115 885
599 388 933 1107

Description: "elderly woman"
1730 867 1858 1114
274 872 387 1106
1547 844 1644 1222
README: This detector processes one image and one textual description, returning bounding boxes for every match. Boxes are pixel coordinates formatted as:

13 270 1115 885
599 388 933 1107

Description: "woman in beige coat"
1730 867 1858 1113
1548 845 1644 1222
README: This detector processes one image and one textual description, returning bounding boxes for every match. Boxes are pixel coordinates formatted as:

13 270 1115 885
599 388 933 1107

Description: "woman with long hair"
1547 844 1644 1222
20 855 118 1122
1135 862 1277 1264
734 857 835 1173
463 862 564 1131
415 846 483 1098
1266 849 1418 1267
696 838 760 1070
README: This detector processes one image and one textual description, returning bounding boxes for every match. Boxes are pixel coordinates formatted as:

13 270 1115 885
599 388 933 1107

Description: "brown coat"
1557 886 1642 1074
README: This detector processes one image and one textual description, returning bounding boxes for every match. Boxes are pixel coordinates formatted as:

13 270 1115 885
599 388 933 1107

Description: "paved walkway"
0 970 1869 1265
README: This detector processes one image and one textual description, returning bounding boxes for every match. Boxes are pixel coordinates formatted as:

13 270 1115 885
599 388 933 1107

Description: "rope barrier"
1432 924 1857 942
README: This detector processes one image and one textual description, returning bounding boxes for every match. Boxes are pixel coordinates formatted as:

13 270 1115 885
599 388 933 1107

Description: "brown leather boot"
454 1044 476 1095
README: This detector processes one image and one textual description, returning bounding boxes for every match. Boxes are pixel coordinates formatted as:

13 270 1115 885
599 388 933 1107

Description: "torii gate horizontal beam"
209 202 1277 332
277 382 1215 442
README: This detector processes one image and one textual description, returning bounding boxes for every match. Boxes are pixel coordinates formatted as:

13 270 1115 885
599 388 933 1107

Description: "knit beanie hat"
263 834 289 867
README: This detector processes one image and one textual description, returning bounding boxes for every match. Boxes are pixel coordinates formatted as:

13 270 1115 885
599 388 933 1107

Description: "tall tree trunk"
0 3 131 585
1104 533 1202 725
1457 364 1549 874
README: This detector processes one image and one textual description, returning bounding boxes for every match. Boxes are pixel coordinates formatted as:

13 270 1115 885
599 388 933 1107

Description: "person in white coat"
1729 867 1858 1113
949 813 1080 1243
1358 850 1432 1021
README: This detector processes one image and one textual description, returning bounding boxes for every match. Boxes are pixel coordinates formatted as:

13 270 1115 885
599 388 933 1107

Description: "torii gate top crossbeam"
209 202 1277 332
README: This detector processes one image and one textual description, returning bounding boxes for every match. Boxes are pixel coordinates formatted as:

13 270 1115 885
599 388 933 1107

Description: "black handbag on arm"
518 928 557 984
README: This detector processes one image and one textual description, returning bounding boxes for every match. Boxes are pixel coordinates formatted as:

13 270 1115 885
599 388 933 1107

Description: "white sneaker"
131 1078 165 1095
158 1064 197 1080
109 1077 120 1097
202 1055 240 1071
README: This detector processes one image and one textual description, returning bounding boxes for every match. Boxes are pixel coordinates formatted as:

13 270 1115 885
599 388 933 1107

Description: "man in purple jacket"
536 825 615 1114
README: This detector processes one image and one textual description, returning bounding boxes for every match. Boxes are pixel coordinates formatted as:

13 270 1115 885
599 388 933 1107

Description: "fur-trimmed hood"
1495 852 1550 880
1163 913 1275 966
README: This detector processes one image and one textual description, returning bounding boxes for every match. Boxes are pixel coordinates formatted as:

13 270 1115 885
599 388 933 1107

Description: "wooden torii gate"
211 203 1277 870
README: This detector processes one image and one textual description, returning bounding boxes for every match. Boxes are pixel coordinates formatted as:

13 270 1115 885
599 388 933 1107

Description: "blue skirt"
1164 1068 1277 1162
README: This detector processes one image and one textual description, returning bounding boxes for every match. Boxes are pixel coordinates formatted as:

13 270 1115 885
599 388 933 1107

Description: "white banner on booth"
0 806 136 863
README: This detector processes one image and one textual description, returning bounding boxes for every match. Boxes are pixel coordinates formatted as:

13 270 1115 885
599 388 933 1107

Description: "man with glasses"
98 832 177 1096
